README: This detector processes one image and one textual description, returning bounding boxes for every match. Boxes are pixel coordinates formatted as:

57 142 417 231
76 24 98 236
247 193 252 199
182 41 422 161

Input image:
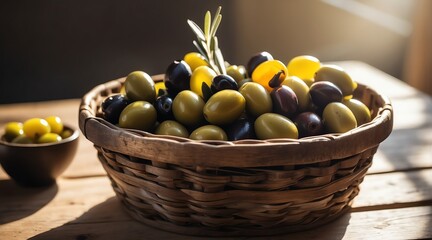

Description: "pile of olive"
2 116 73 144
101 52 371 141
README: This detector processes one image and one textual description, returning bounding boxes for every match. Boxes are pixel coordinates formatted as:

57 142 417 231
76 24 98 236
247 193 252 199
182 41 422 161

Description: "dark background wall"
0 0 417 103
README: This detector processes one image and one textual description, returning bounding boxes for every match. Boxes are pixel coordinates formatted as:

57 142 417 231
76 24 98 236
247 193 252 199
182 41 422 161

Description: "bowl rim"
0 124 79 148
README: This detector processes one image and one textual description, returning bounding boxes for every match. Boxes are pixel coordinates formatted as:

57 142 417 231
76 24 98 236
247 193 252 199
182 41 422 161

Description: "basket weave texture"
79 75 393 236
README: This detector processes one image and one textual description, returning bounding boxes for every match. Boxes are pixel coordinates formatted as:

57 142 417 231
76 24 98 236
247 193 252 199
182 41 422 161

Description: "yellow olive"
37 133 62 143
252 60 287 91
315 65 355 96
190 66 217 98
190 125 227 141
154 81 167 97
239 82 272 118
343 99 371 126
323 102 357 133
282 76 311 112
287 55 321 80
3 122 24 142
124 71 156 102
183 52 209 71
172 90 205 127
119 101 157 131
204 90 246 125
23 118 51 139
155 120 189 138
254 113 298 139
45 116 64 134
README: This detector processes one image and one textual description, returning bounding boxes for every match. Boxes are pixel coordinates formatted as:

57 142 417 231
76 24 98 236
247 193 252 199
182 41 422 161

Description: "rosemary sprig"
187 6 226 75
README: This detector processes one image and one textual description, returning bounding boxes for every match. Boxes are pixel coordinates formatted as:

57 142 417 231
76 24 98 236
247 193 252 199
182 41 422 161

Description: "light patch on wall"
322 0 412 36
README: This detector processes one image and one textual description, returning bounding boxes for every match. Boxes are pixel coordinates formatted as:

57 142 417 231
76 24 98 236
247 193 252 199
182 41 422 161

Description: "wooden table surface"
1 61 431 240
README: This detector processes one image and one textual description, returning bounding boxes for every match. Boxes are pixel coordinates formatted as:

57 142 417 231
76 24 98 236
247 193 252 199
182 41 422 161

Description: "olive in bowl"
0 125 79 187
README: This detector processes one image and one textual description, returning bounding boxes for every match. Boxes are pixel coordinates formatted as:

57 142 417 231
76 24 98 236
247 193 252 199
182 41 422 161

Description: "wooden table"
1 61 431 239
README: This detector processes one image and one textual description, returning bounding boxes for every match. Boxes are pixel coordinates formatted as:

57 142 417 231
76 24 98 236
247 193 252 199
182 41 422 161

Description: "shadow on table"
0 179 58 224
30 196 351 240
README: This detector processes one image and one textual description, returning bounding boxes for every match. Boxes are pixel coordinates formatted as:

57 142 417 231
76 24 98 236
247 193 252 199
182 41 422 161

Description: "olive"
252 60 288 91
211 74 238 93
282 76 311 112
11 135 34 144
37 133 62 144
309 81 343 109
225 115 256 141
246 51 273 77
239 82 272 118
155 120 189 138
238 78 252 89
154 95 174 122
172 90 205 127
183 52 209 71
124 71 156 103
323 102 357 133
270 85 298 118
254 113 298 139
343 99 371 126
119 101 157 131
294 112 323 138
190 125 227 141
226 65 245 83
287 55 321 80
190 65 217 98
45 116 64 134
154 81 167 97
3 122 24 142
164 60 192 96
315 65 356 96
204 90 246 125
101 94 130 124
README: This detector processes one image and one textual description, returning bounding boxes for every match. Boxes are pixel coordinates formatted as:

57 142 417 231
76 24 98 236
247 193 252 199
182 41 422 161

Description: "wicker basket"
79 74 393 237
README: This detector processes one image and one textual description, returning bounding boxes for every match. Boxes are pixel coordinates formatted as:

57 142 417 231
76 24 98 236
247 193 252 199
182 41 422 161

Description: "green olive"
190 125 227 141
323 102 357 133
226 65 245 83
254 113 298 139
314 65 355 96
155 120 189 138
343 99 371 126
124 71 156 102
239 82 272 118
172 90 205 127
204 90 246 125
11 135 34 144
282 76 311 112
119 101 157 131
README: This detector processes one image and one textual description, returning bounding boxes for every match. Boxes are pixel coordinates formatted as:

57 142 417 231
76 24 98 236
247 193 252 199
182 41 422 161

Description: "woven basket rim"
79 75 393 167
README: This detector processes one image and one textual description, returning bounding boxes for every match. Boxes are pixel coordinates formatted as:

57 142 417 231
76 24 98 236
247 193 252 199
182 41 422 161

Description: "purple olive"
270 85 298 118
101 94 130 124
211 74 238 93
164 60 192 96
154 95 174 122
309 81 343 109
246 51 273 77
225 115 256 141
294 112 324 138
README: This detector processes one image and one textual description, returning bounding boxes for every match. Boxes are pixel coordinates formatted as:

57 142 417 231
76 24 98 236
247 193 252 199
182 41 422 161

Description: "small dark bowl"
0 125 79 187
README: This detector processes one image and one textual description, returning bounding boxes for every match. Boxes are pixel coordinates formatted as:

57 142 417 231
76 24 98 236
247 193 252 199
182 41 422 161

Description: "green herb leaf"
187 19 205 41
187 6 226 75
204 11 211 41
